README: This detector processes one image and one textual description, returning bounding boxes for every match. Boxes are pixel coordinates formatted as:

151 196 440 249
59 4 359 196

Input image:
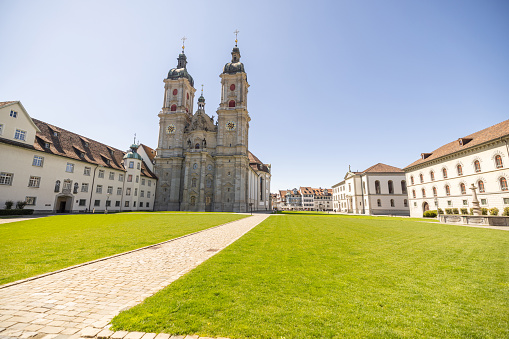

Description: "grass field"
112 214 509 338
0 213 246 285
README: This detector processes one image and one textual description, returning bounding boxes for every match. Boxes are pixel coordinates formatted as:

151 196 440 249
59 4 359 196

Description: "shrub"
460 208 468 215
445 208 453 214
469 208 474 215
489 207 499 216
0 209 34 215
5 200 13 209
452 208 459 214
16 201 27 210
437 208 444 215
481 208 488 215
503 207 509 216
423 210 437 218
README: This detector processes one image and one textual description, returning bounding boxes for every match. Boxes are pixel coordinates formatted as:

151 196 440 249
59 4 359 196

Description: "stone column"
470 184 481 216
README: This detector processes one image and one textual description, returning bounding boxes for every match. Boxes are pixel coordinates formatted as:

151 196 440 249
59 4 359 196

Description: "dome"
198 94 205 103
123 152 143 161
167 53 194 86
223 47 245 75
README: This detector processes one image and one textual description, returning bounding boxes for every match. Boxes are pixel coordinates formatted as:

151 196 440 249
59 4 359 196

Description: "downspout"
360 174 365 214
88 164 99 211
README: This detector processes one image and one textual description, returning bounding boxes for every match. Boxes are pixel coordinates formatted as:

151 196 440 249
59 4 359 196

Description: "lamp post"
105 193 111 214
435 197 439 220
249 202 253 215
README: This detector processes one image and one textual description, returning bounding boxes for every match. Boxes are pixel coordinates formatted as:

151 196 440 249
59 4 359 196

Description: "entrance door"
423 202 430 212
59 201 66 213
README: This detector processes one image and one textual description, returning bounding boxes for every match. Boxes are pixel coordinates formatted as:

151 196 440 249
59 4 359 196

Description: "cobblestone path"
0 214 270 339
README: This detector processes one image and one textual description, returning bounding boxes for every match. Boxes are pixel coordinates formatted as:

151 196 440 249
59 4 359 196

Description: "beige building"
274 187 332 211
404 119 509 218
154 43 271 212
0 101 157 213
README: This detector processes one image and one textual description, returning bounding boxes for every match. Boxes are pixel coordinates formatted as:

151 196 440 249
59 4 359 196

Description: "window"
422 188 426 198
460 183 466 194
390 199 395 207
117 187 122 195
106 200 111 207
170 104 177 111
375 180 381 194
134 188 138 196
474 160 481 173
433 186 437 197
79 199 86 206
107 186 113 194
412 190 416 198
96 185 103 194
44 142 50 149
25 197 36 205
127 175 132 182
94 200 100 207
136 175 139 183
447 200 452 206
32 156 44 167
14 129 26 141
410 176 414 185
430 171 435 181
388 180 394 194
109 172 115 180
133 201 136 207
137 163 140 170
84 167 91 176
457 164 463 176
504 198 509 205
442 168 448 179
190 196 196 206
148 180 152 187
0 124 3 135
146 202 150 208
495 155 503 168
66 163 74 173
115 201 121 207
126 188 131 195
481 199 487 205
192 178 197 187
81 183 89 192
419 174 424 183
28 176 40 188
10 110 17 118
125 201 130 207
404 199 408 207
147 191 151 198
445 185 450 196
142 178 145 185
119 174 124 181
500 177 508 191
401 180 407 194
140 190 145 197
463 200 468 206
228 100 236 107
377 199 381 207
98 170 105 178
478 180 485 193
129 161 134 169
139 202 143 207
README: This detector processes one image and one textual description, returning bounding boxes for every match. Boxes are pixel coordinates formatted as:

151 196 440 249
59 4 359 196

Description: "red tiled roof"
362 163 404 173
404 119 509 170
0 101 16 108
141 144 156 163
248 151 270 173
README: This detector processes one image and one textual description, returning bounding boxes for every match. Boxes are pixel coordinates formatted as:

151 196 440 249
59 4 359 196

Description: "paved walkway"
0 214 270 339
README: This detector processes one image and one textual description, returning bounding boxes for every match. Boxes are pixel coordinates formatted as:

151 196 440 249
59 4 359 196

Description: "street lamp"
249 202 253 215
435 197 439 219
105 193 111 214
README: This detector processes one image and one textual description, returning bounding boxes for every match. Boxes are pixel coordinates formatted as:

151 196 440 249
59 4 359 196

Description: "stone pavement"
0 214 270 339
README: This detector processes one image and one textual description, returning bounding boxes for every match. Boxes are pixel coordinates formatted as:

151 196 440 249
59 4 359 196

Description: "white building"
333 163 409 216
332 180 346 212
404 119 509 218
0 101 157 213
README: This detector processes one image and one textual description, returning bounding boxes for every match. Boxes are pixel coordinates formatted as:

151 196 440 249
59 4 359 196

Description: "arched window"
457 164 463 176
390 199 395 207
190 196 196 206
228 100 236 107
377 199 381 207
442 168 448 179
388 180 394 194
191 178 197 187
430 171 435 181
412 189 416 198
375 180 381 194
172 89 178 95
478 180 485 193
501 177 508 191
445 185 450 196
495 155 503 168
474 160 481 173
170 104 177 111
54 180 60 193
460 183 466 194
195 143 200 149
401 180 407 194
419 174 424 183
433 186 437 197
422 188 426 198
410 176 414 185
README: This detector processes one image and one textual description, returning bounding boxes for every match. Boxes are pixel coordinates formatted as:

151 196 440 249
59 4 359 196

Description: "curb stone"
0 331 232 339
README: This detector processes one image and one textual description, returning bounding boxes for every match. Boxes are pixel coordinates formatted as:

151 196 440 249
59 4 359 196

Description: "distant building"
404 119 509 218
0 101 157 213
332 163 409 216
274 187 332 211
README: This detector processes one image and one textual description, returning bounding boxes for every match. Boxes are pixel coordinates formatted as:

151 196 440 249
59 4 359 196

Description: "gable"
0 101 40 145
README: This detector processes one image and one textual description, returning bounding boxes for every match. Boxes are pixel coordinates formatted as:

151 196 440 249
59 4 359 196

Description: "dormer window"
10 110 17 118
84 142 89 147
80 152 85 158
53 131 58 137
44 143 50 149
458 138 472 146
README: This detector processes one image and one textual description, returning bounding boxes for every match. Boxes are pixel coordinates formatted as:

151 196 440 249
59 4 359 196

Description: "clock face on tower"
226 121 236 131
167 124 176 134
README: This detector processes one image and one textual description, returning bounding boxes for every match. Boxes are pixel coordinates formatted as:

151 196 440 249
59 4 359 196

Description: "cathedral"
154 40 271 212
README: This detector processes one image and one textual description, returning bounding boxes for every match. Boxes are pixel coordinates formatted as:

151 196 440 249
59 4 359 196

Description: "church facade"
154 44 271 212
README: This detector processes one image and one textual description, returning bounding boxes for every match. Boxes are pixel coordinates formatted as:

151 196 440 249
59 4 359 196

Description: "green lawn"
0 213 246 285
112 214 509 338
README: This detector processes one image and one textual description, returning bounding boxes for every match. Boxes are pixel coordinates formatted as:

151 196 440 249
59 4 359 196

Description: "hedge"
0 209 34 216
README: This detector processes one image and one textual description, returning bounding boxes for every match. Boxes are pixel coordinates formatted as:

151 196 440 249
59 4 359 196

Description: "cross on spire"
201 84 204 96
234 29 239 47
181 36 187 52
133 133 137 144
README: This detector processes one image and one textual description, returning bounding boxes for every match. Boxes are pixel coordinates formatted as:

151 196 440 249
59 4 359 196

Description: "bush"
460 208 468 215
16 201 27 210
4 200 13 209
423 210 437 218
452 208 459 214
0 209 34 215
502 207 509 216
437 208 444 215
481 208 488 215
489 207 499 216
445 208 453 214
469 208 474 215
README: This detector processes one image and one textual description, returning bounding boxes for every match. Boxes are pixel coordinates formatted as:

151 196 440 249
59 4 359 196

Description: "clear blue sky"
1 0 508 192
